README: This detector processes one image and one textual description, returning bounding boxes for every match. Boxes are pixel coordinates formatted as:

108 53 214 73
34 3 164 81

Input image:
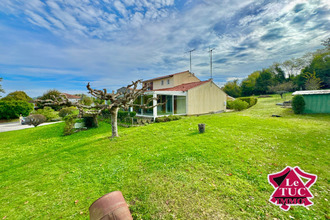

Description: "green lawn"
1 95 329 219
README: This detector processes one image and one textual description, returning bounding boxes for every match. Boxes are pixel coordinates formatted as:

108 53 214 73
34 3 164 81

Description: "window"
167 79 170 84
174 96 186 114
161 80 164 85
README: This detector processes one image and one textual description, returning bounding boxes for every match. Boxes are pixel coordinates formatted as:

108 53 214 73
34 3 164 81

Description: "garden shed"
292 90 330 113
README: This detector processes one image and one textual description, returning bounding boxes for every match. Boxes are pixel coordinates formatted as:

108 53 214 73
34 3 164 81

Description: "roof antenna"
208 47 215 80
187 49 195 75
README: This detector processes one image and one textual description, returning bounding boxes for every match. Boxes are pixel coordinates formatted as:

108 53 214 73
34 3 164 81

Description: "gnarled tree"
37 79 161 138
87 79 160 138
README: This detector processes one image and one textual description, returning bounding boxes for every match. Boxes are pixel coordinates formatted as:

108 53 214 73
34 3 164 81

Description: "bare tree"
37 79 161 138
281 55 313 78
87 79 161 138
37 93 104 129
269 81 297 99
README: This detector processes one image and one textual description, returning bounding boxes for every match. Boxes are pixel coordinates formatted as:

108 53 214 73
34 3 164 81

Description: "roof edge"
142 70 190 83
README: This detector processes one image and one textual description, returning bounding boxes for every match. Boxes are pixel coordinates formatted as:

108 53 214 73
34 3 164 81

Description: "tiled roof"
62 93 81 99
292 89 330 95
154 80 211 92
143 70 190 83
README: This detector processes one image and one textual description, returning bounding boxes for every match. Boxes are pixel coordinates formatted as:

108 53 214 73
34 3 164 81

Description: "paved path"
0 121 62 133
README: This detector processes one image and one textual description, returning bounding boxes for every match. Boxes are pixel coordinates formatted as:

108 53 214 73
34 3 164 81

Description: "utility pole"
187 49 195 74
208 48 215 80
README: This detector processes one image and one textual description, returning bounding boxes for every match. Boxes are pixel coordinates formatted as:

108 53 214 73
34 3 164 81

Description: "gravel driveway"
0 121 62 133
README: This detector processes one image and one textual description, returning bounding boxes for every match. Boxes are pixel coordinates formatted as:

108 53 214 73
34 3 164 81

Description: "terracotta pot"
89 191 133 220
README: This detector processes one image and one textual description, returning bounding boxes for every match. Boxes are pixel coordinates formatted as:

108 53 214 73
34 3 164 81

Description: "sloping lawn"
1 95 329 219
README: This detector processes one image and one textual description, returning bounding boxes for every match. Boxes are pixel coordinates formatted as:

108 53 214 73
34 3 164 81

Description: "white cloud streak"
0 0 329 97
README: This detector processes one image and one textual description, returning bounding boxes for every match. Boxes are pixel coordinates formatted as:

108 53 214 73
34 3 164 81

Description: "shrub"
118 111 129 121
81 96 93 106
0 101 34 119
168 115 181 121
292 95 305 114
226 100 234 109
238 97 258 107
231 99 249 111
34 107 58 122
63 115 76 135
101 109 111 119
22 114 46 127
155 115 181 123
129 111 137 117
59 107 77 118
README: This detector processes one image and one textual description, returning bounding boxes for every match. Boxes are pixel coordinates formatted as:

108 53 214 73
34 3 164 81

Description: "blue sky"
0 0 329 97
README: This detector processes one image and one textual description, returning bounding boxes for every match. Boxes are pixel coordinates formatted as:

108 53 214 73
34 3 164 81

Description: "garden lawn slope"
1 95 329 219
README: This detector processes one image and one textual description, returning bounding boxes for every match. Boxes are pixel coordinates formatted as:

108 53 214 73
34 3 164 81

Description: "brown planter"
89 191 133 220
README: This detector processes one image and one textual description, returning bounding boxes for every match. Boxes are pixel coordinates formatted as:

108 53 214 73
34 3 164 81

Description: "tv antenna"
187 49 195 73
208 47 215 80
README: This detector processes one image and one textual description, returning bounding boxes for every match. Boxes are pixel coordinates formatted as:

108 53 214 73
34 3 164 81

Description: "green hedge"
238 97 258 107
155 115 181 123
0 101 34 119
231 99 249 111
226 100 234 109
118 110 129 121
101 109 136 121
227 97 258 110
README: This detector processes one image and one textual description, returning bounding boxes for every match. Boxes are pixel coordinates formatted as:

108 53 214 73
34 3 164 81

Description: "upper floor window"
167 79 170 84
161 80 164 85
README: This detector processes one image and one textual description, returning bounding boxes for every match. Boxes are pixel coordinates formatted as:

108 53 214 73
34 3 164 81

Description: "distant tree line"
223 38 330 98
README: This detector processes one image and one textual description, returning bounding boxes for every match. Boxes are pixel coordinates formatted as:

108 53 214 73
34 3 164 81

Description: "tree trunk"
110 107 119 138
92 114 99 128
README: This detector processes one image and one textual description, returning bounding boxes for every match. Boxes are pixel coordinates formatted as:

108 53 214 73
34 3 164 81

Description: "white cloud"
0 0 329 96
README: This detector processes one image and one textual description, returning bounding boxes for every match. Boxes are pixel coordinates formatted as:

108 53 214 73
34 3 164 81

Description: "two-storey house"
135 70 227 119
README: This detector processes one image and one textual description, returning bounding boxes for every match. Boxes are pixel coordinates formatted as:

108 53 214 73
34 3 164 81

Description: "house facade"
136 70 227 118
62 93 81 103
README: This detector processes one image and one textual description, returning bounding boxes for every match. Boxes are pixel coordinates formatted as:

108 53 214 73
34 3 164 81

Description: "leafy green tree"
81 96 93 106
0 101 34 119
1 91 32 102
223 79 241 98
38 89 62 110
40 89 61 100
304 71 322 90
241 71 259 97
0 78 4 97
255 69 273 94
93 97 105 105
302 51 330 88
271 63 286 84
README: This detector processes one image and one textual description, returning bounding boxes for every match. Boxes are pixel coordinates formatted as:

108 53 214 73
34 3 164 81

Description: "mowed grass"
1 95 329 219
